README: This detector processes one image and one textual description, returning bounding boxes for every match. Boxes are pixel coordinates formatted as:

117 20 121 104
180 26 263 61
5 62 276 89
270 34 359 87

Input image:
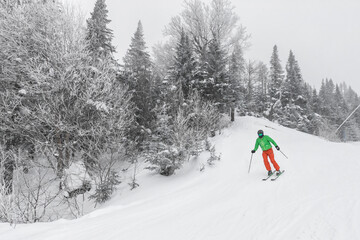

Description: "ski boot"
268 170 273 176
276 170 281 176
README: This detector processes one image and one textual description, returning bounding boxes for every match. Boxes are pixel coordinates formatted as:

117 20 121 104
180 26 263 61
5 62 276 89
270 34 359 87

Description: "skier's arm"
253 138 260 152
267 136 278 147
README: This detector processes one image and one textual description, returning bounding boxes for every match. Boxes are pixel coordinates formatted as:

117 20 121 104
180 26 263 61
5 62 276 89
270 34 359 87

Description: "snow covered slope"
1 116 360 240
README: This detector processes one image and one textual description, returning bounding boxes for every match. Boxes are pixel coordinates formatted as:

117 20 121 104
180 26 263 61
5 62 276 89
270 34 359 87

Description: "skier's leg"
268 148 280 171
262 151 271 171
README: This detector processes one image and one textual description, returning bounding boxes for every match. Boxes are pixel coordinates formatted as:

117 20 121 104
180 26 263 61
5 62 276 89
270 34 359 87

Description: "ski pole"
248 153 253 173
279 150 288 159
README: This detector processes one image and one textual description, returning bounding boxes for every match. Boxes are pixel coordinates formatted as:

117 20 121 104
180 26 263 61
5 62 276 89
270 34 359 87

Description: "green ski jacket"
253 135 278 152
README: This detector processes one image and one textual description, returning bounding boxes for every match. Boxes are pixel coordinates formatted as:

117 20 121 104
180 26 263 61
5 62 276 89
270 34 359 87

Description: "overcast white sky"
66 0 360 94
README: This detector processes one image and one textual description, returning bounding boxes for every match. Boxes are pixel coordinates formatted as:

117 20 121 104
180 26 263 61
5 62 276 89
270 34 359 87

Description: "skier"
251 130 281 176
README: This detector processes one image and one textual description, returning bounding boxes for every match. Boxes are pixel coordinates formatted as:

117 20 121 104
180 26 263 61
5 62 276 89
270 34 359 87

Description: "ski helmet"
257 130 264 138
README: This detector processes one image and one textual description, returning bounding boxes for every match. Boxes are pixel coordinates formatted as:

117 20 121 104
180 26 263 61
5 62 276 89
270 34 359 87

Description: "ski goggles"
258 133 263 136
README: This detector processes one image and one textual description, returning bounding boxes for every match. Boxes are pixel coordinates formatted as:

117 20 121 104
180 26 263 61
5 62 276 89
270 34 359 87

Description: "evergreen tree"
124 21 151 74
255 61 269 113
268 45 284 103
123 21 154 140
204 36 229 112
228 42 245 117
333 84 348 124
275 50 313 132
171 30 196 100
318 80 328 116
303 83 313 105
86 0 115 59
283 50 303 105
244 60 258 113
344 85 359 109
192 46 209 97
229 42 245 90
319 79 335 118
310 88 321 114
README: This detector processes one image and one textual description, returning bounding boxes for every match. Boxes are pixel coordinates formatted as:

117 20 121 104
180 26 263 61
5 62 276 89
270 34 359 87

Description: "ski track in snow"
1 116 360 240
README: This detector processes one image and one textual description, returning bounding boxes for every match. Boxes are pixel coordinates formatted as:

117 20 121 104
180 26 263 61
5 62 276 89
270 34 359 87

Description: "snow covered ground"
1 116 360 240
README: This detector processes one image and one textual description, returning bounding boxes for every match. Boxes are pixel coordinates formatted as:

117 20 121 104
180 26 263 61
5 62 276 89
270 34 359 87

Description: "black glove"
275 146 280 150
251 150 255 153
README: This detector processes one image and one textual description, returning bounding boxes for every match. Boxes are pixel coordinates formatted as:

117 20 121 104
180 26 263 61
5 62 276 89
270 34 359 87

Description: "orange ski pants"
262 148 280 171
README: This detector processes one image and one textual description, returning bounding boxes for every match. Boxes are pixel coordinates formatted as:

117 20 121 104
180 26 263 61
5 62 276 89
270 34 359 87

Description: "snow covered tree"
146 91 220 176
157 30 197 119
255 61 269 113
266 45 284 120
310 88 321 114
165 0 249 56
170 30 196 100
160 0 249 115
0 0 40 10
204 36 230 112
334 85 348 121
283 50 303 106
123 21 155 144
268 45 284 103
344 85 359 109
86 0 116 60
281 51 312 131
314 79 360 141
243 60 258 113
152 41 176 79
228 42 245 119
0 1 132 205
266 49 312 133
229 42 245 89
319 79 335 117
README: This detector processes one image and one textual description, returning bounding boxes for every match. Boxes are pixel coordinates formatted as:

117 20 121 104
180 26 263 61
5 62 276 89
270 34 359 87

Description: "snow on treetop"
87 99 109 113
18 89 27 95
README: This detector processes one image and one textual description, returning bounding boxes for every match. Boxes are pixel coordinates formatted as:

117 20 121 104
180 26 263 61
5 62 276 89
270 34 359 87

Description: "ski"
262 172 274 181
271 170 285 181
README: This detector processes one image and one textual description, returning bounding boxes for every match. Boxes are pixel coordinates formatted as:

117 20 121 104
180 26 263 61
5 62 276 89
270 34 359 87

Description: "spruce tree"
229 43 245 90
344 85 360 109
86 0 115 59
310 89 321 114
171 30 196 100
319 79 336 117
319 79 329 117
123 21 154 138
283 50 303 105
255 62 269 113
228 42 245 117
244 60 258 113
332 84 348 126
192 46 209 100
276 50 313 132
268 45 284 102
205 36 230 112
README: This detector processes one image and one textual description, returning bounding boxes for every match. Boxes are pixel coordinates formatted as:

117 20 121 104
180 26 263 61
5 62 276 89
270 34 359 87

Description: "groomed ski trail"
1 116 360 240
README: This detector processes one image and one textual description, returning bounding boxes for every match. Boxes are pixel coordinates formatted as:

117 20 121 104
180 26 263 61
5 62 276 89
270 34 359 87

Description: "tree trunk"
55 131 64 177
64 132 70 168
4 153 14 195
